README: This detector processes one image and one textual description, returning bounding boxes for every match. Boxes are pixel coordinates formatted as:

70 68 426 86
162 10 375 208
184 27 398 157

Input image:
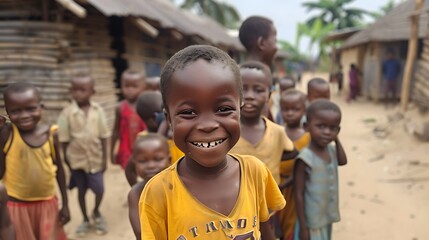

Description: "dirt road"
64 72 428 240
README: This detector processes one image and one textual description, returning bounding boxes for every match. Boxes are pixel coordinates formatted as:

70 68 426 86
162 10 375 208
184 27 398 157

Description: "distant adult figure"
382 51 401 106
347 64 360 102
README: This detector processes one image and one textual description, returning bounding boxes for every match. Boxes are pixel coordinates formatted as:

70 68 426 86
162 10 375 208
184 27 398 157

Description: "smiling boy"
139 45 285 240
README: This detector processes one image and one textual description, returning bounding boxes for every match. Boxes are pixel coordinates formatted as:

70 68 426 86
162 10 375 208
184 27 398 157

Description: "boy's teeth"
192 139 224 148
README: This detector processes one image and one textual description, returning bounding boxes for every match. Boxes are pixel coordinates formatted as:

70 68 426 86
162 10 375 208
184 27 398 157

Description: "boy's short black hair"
306 99 341 122
160 45 241 109
3 82 41 106
122 69 145 80
239 16 273 50
134 133 170 155
240 60 272 87
281 89 306 103
136 91 162 121
307 77 328 90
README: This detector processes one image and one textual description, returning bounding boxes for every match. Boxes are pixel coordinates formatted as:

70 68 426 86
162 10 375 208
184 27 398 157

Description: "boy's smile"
240 68 270 120
165 59 240 168
5 89 42 131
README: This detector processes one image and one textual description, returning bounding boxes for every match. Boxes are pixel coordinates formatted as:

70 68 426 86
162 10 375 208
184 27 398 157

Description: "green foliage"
180 0 241 29
370 0 397 20
302 0 369 30
278 40 308 62
296 19 335 57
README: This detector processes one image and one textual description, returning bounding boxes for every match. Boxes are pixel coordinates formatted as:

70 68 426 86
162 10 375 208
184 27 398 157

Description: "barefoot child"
111 70 147 169
125 91 164 186
139 45 286 239
0 184 15 240
230 61 297 185
0 83 70 240
278 89 310 240
294 100 347 240
58 75 111 236
128 133 170 240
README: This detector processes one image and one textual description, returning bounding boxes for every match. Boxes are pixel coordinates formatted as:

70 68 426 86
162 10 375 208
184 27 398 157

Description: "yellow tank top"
2 124 57 201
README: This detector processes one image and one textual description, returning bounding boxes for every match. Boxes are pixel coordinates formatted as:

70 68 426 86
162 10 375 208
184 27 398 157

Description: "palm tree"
296 19 336 57
302 0 368 30
180 0 241 29
370 0 398 19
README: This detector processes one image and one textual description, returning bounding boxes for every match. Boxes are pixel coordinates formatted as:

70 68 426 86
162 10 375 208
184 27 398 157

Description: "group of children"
0 15 347 240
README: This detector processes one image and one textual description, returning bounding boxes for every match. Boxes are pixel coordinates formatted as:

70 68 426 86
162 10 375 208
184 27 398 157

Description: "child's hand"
59 206 70 225
299 228 310 240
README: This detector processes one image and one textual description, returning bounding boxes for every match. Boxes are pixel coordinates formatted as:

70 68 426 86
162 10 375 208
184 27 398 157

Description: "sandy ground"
63 72 428 240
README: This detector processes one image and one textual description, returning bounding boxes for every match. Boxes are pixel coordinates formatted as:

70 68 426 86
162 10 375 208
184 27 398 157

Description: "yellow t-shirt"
2 124 57 201
229 117 294 184
139 154 286 239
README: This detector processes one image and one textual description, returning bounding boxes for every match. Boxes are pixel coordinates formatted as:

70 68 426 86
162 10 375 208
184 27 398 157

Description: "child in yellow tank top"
0 83 69 240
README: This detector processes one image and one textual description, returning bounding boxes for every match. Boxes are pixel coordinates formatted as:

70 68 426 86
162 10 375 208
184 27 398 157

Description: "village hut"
338 0 428 101
0 0 243 126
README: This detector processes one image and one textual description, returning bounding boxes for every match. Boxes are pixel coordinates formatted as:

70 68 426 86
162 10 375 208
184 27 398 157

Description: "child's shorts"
7 197 67 240
69 170 104 195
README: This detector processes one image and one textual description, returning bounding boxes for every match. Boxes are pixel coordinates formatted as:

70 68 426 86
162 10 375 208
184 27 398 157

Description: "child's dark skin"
111 72 146 164
294 109 347 240
279 78 295 93
128 137 170 240
62 77 107 221
0 184 15 240
279 92 306 189
0 88 70 225
248 23 278 67
125 92 163 186
145 77 160 91
280 93 306 141
307 83 330 103
240 68 298 160
164 59 275 239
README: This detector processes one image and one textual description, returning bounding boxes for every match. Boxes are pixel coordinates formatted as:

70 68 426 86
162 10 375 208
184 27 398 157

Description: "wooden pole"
401 0 424 111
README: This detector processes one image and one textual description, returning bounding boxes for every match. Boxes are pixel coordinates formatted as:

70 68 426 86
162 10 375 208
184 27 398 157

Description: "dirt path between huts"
63 72 428 240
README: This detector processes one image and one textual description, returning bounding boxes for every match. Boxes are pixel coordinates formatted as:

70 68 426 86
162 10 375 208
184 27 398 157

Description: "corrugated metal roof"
86 0 243 50
342 0 429 49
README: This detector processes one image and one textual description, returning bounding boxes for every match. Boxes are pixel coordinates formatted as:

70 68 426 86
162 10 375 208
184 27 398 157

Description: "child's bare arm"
61 143 71 170
128 186 142 240
0 184 15 240
110 105 120 164
281 148 299 161
125 160 138 186
260 220 276 240
279 175 293 190
53 132 70 225
0 124 11 179
335 138 347 166
294 159 310 240
157 120 169 136
101 138 108 172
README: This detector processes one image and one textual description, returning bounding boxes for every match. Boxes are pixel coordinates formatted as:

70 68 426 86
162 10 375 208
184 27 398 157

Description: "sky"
224 0 390 51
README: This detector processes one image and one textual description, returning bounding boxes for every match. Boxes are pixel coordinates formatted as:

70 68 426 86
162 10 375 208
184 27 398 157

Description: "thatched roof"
86 0 244 50
342 0 429 49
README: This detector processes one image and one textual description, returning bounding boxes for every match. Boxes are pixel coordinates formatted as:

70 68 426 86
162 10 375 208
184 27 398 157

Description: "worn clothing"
139 154 286 240
8 197 67 240
279 132 311 240
348 68 360 100
2 124 57 201
58 101 111 173
117 101 147 169
229 117 295 184
382 59 401 81
69 170 104 195
294 219 332 240
297 145 340 230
